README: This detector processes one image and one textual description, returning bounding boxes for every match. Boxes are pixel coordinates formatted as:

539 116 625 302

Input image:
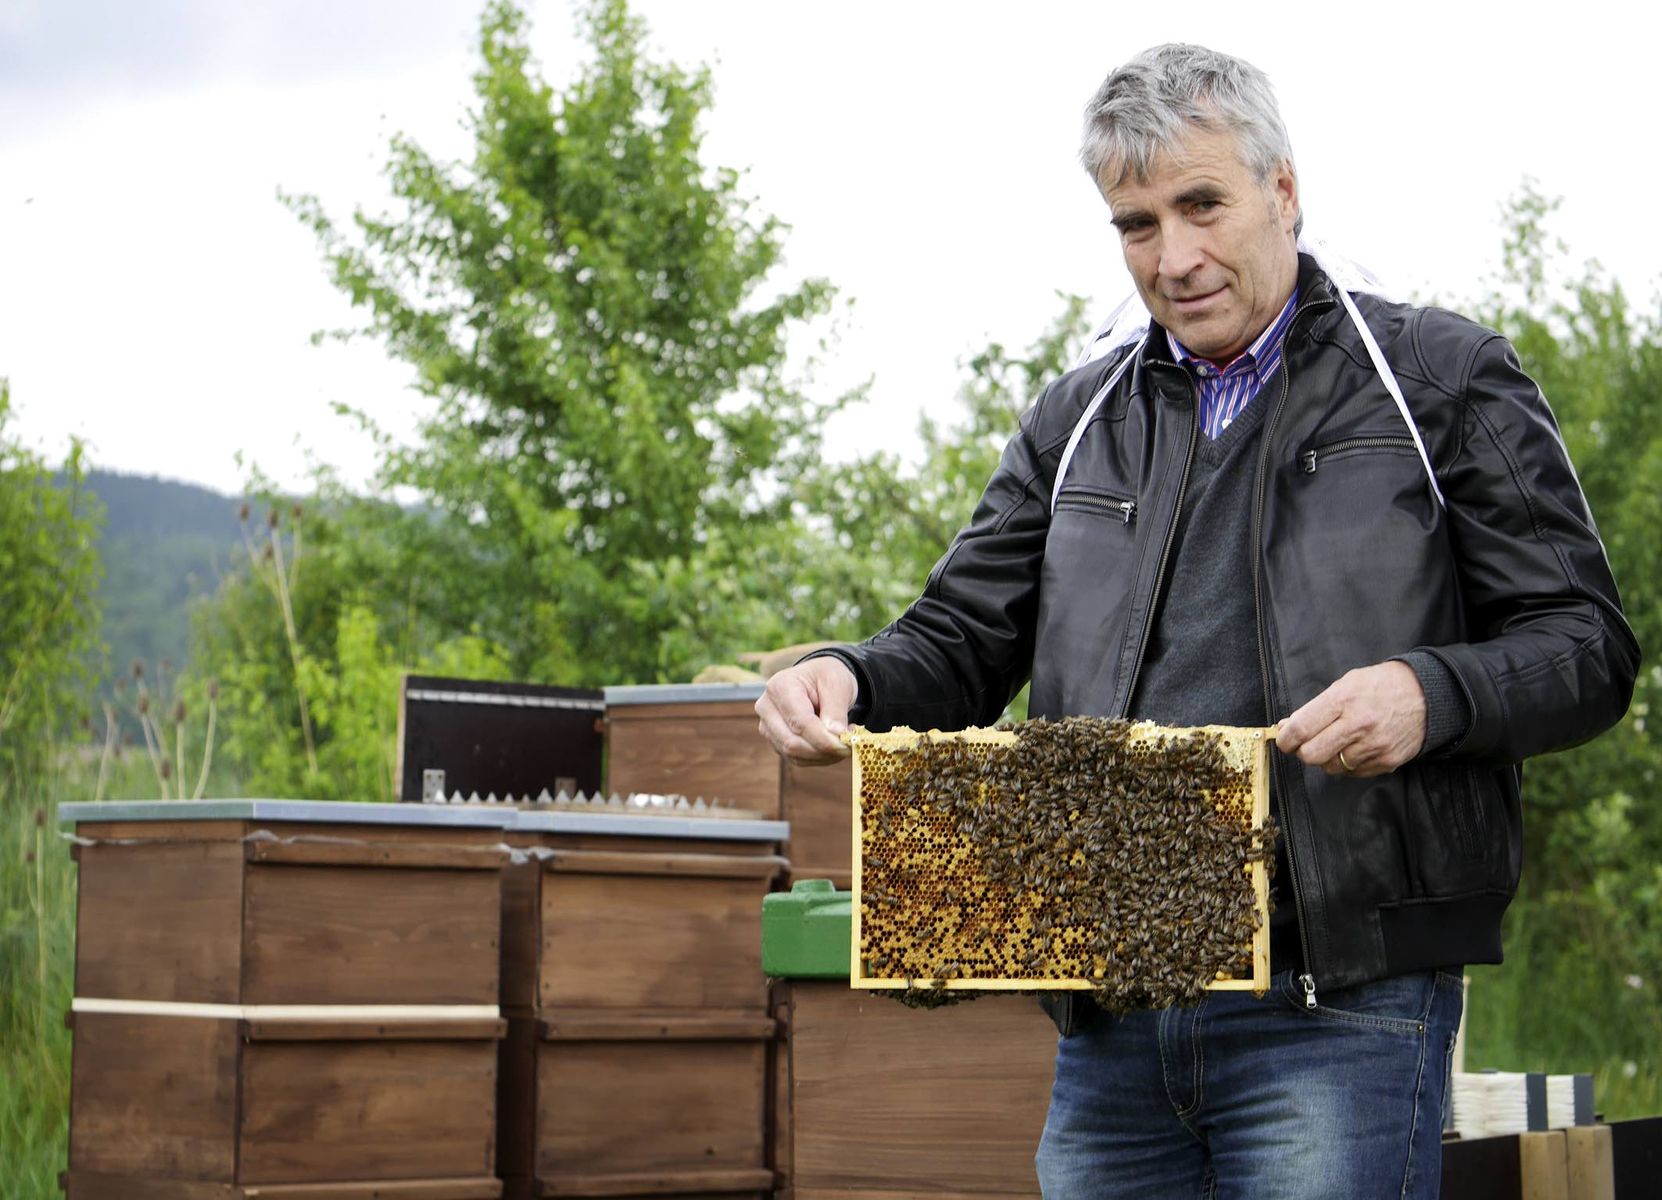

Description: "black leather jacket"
829 257 1638 1003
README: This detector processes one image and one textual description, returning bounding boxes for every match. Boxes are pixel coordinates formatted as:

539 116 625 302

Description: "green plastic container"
762 879 852 978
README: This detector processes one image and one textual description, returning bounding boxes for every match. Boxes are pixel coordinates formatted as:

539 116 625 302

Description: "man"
756 44 1637 1199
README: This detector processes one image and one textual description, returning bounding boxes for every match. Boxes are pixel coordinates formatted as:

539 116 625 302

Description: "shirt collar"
1167 287 1300 377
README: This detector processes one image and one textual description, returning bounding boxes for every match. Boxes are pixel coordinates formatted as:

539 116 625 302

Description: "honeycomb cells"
853 716 1276 1013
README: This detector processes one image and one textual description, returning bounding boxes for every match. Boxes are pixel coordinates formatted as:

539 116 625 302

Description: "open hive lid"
848 718 1276 1008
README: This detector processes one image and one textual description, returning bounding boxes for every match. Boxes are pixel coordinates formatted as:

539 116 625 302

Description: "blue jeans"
1035 968 1464 1199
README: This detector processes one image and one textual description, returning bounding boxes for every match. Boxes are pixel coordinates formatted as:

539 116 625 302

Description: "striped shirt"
1167 288 1300 439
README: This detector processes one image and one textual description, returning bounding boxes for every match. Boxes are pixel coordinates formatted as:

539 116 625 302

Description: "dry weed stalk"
239 503 318 777
101 661 219 800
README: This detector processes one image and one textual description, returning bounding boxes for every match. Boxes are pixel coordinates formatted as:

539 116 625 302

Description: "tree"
1466 186 1662 891
0 380 102 1195
795 295 1092 651
193 0 860 795
189 484 513 801
1454 187 1662 1090
202 0 1104 794
0 380 102 791
283 0 836 685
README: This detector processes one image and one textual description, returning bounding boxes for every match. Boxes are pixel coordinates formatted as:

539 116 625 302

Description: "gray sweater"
1128 384 1469 972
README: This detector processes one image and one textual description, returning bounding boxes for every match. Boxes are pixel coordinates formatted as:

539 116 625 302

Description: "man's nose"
1157 220 1205 282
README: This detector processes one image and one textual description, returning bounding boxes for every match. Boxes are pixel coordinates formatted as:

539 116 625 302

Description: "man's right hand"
755 656 858 764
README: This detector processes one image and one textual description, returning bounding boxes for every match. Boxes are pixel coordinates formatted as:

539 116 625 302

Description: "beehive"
496 806 788 1200
57 800 512 1199
849 717 1275 1009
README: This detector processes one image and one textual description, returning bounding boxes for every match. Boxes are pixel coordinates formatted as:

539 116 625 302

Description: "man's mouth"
1170 288 1224 311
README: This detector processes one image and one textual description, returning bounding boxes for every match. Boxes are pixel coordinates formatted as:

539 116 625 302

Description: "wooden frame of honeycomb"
848 720 1275 999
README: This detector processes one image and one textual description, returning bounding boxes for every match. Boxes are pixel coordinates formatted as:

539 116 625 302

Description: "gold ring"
1338 749 1354 774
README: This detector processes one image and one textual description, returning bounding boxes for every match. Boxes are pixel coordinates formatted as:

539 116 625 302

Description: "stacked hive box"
498 806 789 1200
58 799 515 1200
604 684 852 886
763 881 1055 1200
394 675 606 803
777 757 852 888
605 685 779 816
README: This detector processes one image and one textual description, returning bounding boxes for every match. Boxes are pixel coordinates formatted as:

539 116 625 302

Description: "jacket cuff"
795 648 872 725
1394 650 1471 757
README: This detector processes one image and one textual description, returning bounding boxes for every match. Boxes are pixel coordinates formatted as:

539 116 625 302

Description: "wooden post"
1565 1124 1615 1200
1519 1130 1570 1200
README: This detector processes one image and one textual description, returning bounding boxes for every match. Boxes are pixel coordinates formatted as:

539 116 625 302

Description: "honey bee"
861 717 1276 1014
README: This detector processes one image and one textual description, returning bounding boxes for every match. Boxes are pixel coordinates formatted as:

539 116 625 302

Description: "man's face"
1104 126 1299 363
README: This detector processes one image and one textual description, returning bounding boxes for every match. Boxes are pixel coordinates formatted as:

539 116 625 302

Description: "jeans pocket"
1279 970 1434 1035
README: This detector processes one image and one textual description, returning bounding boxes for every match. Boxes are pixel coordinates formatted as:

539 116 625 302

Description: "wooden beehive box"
604 684 856 883
779 757 853 888
849 719 1274 1000
776 983 1053 1199
604 684 780 817
58 800 515 1200
762 882 1054 1198
496 808 789 1200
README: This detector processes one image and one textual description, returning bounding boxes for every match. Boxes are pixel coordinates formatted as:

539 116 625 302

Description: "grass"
1 791 76 1196
1465 890 1662 1120
1 751 158 1197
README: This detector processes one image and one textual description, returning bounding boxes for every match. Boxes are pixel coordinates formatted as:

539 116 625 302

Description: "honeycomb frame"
847 721 1275 996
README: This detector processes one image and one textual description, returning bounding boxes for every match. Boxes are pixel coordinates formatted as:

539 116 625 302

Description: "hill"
82 469 243 678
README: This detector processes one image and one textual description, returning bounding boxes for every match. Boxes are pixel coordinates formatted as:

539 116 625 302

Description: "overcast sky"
4 0 1661 495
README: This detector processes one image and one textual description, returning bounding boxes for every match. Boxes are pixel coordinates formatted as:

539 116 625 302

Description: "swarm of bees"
853 716 1276 1014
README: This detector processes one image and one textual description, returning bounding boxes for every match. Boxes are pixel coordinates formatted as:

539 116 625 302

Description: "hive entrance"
850 717 1275 1011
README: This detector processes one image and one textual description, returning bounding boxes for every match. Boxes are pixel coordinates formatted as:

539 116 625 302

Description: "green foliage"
0 381 103 780
1443 185 1662 1110
190 486 516 801
1 746 169 1197
1466 891 1662 1120
0 382 105 1194
282 0 837 685
1 796 75 1197
795 294 1092 720
1466 184 1662 893
799 295 1091 619
98 531 222 671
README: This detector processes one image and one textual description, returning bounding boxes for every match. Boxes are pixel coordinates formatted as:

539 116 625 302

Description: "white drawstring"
1051 336 1146 514
1056 240 1445 512
1328 284 1446 510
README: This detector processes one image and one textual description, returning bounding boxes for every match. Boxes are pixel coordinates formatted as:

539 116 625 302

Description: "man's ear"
1274 162 1299 236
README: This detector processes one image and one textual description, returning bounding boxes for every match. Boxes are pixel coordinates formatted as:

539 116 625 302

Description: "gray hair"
1081 44 1297 203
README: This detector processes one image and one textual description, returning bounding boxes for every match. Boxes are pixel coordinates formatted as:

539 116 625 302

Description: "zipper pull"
1300 450 1318 474
1118 500 1136 525
1300 973 1318 1009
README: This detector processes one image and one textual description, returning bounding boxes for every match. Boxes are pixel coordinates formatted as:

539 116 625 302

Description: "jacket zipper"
1057 489 1137 524
1254 291 1334 1009
1119 382 1197 707
1300 435 1415 474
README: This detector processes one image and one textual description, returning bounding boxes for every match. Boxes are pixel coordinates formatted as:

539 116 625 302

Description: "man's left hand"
1276 662 1427 778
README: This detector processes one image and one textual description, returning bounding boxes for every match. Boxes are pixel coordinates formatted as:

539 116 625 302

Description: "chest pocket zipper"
1300 435 1417 474
1054 488 1137 524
